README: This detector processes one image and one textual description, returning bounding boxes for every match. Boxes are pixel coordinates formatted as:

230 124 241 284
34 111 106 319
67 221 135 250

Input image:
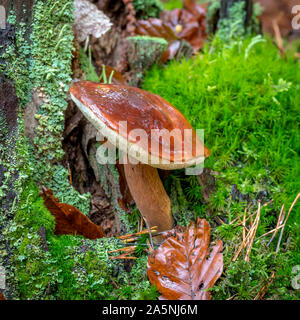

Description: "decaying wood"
90 0 132 73
64 102 120 237
123 158 173 234
196 168 217 204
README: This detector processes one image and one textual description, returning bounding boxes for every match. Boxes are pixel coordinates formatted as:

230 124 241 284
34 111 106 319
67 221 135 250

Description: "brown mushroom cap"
70 80 210 169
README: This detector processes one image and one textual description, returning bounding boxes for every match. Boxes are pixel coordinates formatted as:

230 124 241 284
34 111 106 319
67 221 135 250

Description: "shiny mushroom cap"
70 80 210 169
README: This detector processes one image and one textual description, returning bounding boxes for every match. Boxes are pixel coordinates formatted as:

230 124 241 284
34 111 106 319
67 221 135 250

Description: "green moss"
79 46 100 82
143 37 300 299
128 35 168 46
127 35 168 85
127 36 168 67
6 175 155 299
133 0 163 19
6 180 56 299
28 0 73 162
1 1 158 301
0 15 32 107
163 0 183 11
215 0 261 42
4 1 90 214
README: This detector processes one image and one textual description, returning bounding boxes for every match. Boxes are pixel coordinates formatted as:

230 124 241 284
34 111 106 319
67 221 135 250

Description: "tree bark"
220 0 253 29
0 0 34 300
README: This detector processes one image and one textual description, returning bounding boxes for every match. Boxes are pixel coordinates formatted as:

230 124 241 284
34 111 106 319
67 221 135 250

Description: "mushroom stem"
123 156 173 234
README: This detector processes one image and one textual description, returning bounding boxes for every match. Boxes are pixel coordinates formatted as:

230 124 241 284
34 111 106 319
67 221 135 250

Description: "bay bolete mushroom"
70 80 210 234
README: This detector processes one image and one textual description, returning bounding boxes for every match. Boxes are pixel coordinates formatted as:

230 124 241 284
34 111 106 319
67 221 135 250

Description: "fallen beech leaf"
147 219 223 300
41 187 104 239
161 1 206 53
184 0 208 20
136 18 179 42
136 0 206 59
135 19 183 62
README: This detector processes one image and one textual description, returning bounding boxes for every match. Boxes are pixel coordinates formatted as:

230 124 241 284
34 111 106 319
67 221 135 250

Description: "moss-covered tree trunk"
207 0 255 36
0 0 34 299
220 0 253 29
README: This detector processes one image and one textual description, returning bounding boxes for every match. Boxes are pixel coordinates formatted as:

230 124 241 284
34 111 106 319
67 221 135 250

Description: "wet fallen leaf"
135 18 182 62
161 1 206 53
136 0 206 60
147 219 223 300
41 187 105 239
136 18 178 42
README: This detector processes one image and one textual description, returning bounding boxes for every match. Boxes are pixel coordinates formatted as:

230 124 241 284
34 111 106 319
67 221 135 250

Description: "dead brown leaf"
136 0 207 62
147 219 223 300
41 187 105 239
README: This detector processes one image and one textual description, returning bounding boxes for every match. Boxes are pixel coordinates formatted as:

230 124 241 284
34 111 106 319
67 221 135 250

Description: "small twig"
143 217 154 250
272 20 285 57
232 230 250 262
266 204 285 246
140 216 144 232
231 210 256 225
234 210 249 233
250 214 253 229
276 193 300 253
254 271 276 300
122 237 139 243
146 239 154 253
257 224 284 240
110 276 119 289
110 256 137 260
67 162 72 186
243 208 246 243
232 202 261 262
245 201 261 262
263 199 273 207
110 251 137 260
117 226 157 240
230 200 271 226
226 294 237 300
108 246 136 254
215 216 225 225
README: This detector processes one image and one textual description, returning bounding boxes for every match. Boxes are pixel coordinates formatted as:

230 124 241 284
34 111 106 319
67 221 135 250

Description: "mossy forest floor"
1 1 300 301
143 37 300 299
